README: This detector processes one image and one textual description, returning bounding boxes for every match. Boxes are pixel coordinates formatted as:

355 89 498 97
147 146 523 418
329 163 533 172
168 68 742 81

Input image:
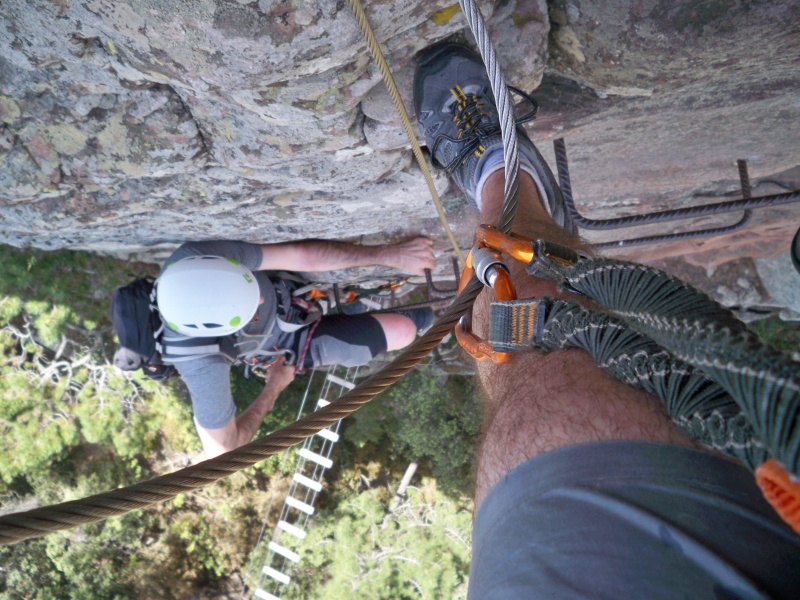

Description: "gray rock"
755 252 800 321
0 0 798 304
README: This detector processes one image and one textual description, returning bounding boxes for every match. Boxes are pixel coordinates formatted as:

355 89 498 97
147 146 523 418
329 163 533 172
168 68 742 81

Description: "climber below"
154 237 436 458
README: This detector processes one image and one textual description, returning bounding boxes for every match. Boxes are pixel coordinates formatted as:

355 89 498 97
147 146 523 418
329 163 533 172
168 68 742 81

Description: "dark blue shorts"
300 314 387 369
469 441 800 599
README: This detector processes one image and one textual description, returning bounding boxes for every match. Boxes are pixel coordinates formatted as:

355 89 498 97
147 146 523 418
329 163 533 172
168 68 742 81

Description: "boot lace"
431 85 539 173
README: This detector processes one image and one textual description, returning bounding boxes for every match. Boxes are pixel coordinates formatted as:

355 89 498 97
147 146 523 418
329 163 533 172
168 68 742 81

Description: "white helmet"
156 256 260 337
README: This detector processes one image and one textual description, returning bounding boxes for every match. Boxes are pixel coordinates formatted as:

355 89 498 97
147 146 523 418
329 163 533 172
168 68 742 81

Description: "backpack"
110 277 175 380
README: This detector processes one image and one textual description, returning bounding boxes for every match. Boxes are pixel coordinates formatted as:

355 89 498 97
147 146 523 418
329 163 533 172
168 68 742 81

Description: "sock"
473 148 552 218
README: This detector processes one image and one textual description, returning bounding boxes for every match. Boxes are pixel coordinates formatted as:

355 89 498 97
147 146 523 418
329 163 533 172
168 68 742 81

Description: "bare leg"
472 171 701 510
372 313 417 351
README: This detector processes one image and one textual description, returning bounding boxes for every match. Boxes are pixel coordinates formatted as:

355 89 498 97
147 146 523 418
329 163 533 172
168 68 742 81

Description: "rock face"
0 0 547 258
1 0 799 309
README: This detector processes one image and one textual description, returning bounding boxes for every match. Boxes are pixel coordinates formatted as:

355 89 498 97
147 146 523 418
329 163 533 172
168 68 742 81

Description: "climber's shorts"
469 441 800 599
299 314 387 369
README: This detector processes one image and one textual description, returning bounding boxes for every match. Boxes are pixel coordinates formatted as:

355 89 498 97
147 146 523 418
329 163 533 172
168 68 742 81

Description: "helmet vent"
203 323 222 328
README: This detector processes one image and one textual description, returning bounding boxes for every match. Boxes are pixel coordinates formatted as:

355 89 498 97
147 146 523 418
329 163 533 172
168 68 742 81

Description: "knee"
373 314 417 351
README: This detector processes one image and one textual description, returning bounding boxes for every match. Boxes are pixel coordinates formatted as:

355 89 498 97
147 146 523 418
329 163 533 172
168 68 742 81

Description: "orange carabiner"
476 224 536 264
455 244 517 363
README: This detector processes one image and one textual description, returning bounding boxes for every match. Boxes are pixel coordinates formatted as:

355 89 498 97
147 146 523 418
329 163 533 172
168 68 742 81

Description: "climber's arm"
195 359 295 458
257 237 436 276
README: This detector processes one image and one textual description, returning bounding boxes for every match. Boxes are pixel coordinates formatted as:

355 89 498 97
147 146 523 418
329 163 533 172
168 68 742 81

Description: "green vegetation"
749 316 800 354
286 480 472 599
6 243 800 598
344 370 481 497
0 244 480 599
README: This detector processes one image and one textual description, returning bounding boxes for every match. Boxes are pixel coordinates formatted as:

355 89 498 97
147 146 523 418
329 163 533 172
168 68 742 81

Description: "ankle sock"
473 148 552 218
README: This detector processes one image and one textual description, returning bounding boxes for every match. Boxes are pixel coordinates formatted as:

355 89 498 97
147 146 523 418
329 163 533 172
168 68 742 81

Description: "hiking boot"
413 42 574 232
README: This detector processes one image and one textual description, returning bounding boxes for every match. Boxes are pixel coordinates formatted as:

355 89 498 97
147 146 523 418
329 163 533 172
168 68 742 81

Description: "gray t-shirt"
161 241 280 430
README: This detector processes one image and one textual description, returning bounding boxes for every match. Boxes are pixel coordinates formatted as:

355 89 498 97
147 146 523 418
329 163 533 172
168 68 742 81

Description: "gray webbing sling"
488 242 799 478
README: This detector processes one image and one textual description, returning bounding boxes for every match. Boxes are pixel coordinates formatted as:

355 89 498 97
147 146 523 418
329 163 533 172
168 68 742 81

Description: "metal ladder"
253 363 359 600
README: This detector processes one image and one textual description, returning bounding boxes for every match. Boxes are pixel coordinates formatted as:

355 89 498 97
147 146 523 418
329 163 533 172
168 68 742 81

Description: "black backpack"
111 277 174 380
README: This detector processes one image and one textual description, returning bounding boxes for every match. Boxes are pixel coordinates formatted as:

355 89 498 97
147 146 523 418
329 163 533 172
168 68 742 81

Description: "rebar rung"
255 588 281 600
360 297 382 310
316 427 339 442
278 520 307 540
326 374 356 390
285 496 315 515
293 472 323 492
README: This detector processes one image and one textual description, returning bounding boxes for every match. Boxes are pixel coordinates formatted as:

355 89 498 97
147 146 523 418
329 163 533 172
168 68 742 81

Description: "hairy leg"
472 170 701 510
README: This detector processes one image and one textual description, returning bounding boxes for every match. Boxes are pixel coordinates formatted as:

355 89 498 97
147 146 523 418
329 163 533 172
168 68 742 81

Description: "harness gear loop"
455 242 516 363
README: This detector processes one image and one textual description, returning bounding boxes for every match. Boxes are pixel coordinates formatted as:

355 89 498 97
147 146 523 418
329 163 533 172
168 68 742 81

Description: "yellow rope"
346 0 465 265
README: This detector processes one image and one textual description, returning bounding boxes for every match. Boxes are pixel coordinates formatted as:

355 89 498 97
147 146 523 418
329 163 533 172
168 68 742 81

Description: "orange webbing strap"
756 459 800 534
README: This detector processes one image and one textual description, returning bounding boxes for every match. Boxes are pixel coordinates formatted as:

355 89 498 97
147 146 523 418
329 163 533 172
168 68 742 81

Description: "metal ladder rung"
262 565 291 585
269 541 300 563
316 427 339 442
278 520 307 540
359 297 382 310
299 448 333 469
317 399 330 408
255 589 281 600
293 472 323 492
326 373 356 390
285 496 315 515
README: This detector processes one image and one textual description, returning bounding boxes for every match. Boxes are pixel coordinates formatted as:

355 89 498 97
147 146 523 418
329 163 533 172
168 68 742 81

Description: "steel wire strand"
0 278 484 546
458 0 519 234
346 0 464 264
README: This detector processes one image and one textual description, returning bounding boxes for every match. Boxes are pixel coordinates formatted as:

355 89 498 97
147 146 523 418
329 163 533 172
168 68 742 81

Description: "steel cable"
458 0 520 234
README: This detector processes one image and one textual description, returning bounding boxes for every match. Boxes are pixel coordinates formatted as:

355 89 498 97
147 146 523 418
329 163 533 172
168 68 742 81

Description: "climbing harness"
456 224 800 532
